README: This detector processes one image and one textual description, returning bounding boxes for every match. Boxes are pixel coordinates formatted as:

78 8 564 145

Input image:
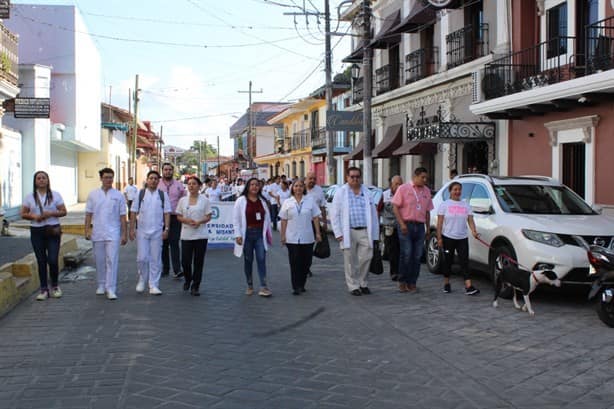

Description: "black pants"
30 226 61 289
442 236 470 280
384 226 400 276
162 215 181 274
286 243 313 291
270 204 279 230
181 239 208 289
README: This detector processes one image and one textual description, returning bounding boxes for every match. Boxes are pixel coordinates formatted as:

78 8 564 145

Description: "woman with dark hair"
279 178 321 295
20 171 67 300
232 177 273 297
176 176 212 296
436 182 480 295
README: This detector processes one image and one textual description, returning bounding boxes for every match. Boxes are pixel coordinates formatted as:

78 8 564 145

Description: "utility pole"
132 75 140 182
159 125 163 170
217 135 221 178
361 0 373 186
238 81 263 169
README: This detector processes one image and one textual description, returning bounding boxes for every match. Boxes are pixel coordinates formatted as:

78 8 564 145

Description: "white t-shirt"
307 184 326 209
130 189 171 234
279 195 321 244
86 188 127 241
205 186 221 202
176 195 212 240
23 191 65 227
437 199 473 240
124 184 138 202
278 189 291 207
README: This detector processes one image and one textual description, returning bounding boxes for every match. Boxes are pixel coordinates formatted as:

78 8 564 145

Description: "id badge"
416 204 422 211
256 212 262 221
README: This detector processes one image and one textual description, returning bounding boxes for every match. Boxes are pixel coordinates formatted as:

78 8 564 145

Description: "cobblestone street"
1 233 613 409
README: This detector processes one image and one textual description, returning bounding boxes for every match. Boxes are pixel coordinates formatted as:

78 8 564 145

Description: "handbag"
369 241 383 275
313 232 330 259
45 224 62 238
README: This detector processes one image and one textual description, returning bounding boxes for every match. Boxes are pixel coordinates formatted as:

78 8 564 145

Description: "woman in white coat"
233 177 273 297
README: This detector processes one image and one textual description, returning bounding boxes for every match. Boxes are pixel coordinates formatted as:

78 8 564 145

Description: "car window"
461 183 475 200
441 186 450 201
494 184 595 214
469 184 492 209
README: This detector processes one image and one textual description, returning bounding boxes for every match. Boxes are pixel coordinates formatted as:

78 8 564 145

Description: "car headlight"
522 229 564 247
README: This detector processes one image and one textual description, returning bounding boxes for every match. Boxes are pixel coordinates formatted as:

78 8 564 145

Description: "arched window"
292 161 297 177
299 160 305 177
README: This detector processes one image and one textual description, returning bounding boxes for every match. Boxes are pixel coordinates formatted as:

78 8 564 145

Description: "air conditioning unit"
471 70 482 103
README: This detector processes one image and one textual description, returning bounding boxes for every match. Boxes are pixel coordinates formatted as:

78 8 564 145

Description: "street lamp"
350 63 360 83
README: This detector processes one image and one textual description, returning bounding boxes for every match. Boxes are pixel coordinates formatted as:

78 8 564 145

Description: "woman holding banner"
176 176 212 296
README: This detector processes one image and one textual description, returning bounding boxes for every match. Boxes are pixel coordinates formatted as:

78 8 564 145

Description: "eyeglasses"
348 175 361 179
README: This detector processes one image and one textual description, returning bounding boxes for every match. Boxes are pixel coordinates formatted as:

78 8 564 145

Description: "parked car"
323 184 383 227
426 175 614 285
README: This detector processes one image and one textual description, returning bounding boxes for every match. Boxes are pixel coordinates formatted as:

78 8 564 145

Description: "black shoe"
443 283 451 293
360 287 371 295
191 287 200 296
183 281 191 291
173 271 184 280
292 289 300 295
465 286 480 296
350 289 362 296
300 287 306 293
390 274 399 281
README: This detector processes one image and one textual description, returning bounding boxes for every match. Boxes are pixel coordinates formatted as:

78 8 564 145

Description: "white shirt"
268 183 281 205
437 199 473 240
130 189 171 234
124 184 138 201
307 184 326 209
86 188 127 241
176 195 212 240
279 195 321 244
278 189 291 207
234 184 245 196
262 184 272 202
23 191 65 227
205 186 221 202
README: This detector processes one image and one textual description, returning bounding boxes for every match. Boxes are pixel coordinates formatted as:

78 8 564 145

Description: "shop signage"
14 98 51 119
326 111 363 132
0 1 9 19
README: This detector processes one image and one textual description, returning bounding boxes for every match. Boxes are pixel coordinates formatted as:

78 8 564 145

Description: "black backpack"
136 189 165 213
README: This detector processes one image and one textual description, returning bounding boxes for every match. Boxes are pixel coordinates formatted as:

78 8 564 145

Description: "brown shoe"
398 282 409 293
408 284 418 293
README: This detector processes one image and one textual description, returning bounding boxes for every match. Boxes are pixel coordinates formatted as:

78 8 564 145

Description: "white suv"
426 175 614 284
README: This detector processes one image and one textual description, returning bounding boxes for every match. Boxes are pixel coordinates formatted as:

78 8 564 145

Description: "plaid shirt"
348 190 367 228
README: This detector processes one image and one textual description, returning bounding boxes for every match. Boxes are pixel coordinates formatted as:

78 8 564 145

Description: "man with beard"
157 163 186 278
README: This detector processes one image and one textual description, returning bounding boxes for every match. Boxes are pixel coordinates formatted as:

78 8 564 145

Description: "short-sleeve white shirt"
307 184 326 209
176 195 212 240
124 184 138 201
130 189 171 234
23 191 65 227
205 186 221 202
279 195 321 244
86 188 127 241
279 189 291 207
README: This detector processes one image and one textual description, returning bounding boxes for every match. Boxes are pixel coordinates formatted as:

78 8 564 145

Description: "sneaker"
360 287 371 295
245 287 254 296
136 279 145 293
51 287 63 298
173 271 184 280
149 287 162 296
443 284 451 293
106 291 118 300
36 289 49 301
258 287 272 297
96 286 105 295
465 286 480 296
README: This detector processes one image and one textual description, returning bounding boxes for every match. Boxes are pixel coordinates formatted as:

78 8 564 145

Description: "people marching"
21 166 484 302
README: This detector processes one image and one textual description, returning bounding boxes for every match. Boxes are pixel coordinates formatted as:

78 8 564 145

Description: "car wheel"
426 231 442 274
491 244 516 300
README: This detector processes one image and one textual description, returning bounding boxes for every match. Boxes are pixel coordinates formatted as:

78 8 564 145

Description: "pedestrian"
176 176 212 296
392 167 434 293
279 178 322 295
124 177 138 212
129 170 171 296
306 170 328 278
233 177 273 297
436 182 480 295
158 162 186 279
278 181 291 207
268 176 281 231
205 179 221 202
449 168 458 179
20 171 67 301
85 168 128 300
331 167 379 296
381 175 403 281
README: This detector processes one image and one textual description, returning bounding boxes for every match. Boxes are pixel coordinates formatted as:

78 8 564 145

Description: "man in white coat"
129 170 171 295
331 166 379 296
85 168 128 300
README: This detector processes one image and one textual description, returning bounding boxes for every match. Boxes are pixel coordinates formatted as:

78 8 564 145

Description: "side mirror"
472 205 493 215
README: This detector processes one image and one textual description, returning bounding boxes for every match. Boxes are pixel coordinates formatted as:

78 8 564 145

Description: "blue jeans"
243 227 267 287
398 222 425 285
30 226 61 290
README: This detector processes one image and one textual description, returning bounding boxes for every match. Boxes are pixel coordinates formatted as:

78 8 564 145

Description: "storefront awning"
342 40 366 63
392 141 437 156
372 124 403 158
345 141 364 161
390 3 436 35
370 11 401 49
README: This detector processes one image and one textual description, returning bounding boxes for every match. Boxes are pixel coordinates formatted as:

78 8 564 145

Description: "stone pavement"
1 232 614 409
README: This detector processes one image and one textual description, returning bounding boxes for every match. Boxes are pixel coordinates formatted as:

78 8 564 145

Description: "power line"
149 112 243 124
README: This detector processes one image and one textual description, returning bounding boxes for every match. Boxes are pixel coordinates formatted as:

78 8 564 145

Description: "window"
469 184 492 209
547 3 568 58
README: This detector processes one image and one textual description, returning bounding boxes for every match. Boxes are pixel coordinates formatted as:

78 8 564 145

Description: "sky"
12 0 353 156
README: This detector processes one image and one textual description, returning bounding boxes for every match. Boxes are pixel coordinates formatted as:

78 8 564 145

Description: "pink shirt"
158 178 186 214
391 182 433 223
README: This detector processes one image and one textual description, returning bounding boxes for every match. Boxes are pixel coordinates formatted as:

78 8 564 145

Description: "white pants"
342 229 373 291
137 230 163 289
93 240 121 293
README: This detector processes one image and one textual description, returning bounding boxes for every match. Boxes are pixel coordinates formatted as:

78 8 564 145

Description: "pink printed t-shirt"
391 182 433 223
437 199 473 239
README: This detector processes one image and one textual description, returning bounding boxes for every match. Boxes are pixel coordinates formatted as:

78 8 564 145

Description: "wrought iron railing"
482 36 576 100
405 47 439 84
353 77 364 104
586 16 614 74
311 128 351 150
310 127 328 150
0 24 18 87
446 23 489 69
291 129 311 150
375 64 400 95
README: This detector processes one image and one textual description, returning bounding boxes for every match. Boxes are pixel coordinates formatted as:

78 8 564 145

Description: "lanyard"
295 198 304 215
410 184 422 211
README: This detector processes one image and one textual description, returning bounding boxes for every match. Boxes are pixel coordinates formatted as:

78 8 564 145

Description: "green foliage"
0 52 11 73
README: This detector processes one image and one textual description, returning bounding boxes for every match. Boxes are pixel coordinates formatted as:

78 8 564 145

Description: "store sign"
14 98 50 119
0 1 10 19
326 111 363 132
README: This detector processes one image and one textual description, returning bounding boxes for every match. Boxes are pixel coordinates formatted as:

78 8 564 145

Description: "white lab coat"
331 184 379 250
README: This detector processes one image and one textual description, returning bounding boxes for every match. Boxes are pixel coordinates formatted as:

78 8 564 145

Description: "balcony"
310 127 328 150
353 77 364 104
405 47 439 84
375 64 400 95
311 128 351 152
291 129 311 151
446 23 489 69
586 16 614 75
0 23 18 88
